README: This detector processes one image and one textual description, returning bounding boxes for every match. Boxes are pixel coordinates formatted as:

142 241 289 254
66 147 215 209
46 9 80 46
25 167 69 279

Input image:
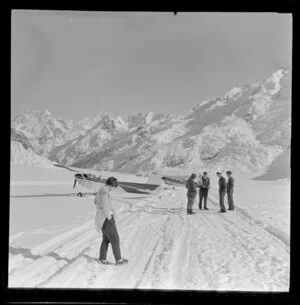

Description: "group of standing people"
92 171 235 265
186 171 234 215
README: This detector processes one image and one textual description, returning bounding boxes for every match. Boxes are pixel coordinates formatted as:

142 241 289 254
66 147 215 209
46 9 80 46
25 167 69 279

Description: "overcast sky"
11 11 292 121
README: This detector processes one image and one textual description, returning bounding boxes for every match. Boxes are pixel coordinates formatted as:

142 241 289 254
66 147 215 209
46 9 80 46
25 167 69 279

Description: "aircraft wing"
54 163 104 176
161 176 187 187
53 164 78 172
117 181 161 194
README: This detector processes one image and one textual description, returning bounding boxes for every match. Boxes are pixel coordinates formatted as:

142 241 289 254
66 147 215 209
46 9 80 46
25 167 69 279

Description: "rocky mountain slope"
11 141 54 168
11 70 291 175
11 109 101 156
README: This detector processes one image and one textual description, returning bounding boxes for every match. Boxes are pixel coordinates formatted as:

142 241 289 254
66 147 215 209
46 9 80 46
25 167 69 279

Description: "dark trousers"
219 190 226 212
187 194 196 213
227 190 234 210
199 188 209 209
99 216 121 262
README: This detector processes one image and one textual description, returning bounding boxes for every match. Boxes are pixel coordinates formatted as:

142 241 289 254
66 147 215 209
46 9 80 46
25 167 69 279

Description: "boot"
99 259 112 265
116 258 128 265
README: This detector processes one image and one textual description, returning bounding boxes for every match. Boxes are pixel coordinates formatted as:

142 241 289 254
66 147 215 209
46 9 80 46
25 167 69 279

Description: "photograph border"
3 3 297 305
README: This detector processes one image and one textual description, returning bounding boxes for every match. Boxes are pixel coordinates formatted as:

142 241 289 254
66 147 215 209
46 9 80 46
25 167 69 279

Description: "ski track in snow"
9 189 290 291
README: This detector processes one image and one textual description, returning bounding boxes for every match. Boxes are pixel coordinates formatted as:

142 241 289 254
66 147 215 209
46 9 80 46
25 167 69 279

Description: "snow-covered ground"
9 164 290 291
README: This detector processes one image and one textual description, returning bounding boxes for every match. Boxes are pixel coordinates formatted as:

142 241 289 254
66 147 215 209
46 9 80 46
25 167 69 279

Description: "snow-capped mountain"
11 141 54 168
11 70 291 175
11 128 34 151
11 109 101 156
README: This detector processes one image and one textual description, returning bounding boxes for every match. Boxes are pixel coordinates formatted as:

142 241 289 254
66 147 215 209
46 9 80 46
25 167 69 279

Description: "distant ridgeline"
11 70 291 178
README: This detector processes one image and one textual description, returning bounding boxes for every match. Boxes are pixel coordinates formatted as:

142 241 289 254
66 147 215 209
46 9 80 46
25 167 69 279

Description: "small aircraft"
54 164 166 196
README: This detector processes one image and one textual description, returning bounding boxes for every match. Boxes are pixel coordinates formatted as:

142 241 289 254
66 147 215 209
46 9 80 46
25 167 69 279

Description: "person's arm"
94 190 102 208
94 193 98 206
228 177 234 190
197 177 202 188
191 180 197 192
112 207 118 219
220 178 226 192
230 177 234 190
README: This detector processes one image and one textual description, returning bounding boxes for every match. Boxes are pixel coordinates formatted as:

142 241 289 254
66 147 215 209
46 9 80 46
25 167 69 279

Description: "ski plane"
53 164 166 195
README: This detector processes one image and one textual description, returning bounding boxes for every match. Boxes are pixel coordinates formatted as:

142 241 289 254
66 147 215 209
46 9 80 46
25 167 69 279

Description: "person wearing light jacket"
94 177 128 265
199 172 210 210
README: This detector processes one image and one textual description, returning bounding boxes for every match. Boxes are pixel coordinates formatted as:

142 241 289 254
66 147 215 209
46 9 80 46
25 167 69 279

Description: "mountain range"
11 69 291 177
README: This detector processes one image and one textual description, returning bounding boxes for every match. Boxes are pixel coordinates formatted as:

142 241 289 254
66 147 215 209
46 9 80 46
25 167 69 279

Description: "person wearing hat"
226 171 235 210
199 172 210 210
186 173 198 215
94 177 128 265
216 172 227 213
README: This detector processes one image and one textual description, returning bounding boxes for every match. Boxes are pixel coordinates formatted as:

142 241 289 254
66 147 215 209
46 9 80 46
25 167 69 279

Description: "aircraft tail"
147 172 162 185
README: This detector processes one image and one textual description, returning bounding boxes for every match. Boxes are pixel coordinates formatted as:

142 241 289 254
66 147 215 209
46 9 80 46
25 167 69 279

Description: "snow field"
9 164 290 290
9 187 289 291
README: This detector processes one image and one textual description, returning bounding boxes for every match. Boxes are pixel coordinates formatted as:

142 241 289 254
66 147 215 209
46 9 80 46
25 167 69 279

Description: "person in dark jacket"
226 171 235 210
216 172 227 213
186 173 198 215
199 172 210 210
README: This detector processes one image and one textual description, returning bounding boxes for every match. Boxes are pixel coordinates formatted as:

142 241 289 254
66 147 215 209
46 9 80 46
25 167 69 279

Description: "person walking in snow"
94 177 128 265
186 173 198 215
226 171 235 210
199 172 210 210
216 172 227 213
